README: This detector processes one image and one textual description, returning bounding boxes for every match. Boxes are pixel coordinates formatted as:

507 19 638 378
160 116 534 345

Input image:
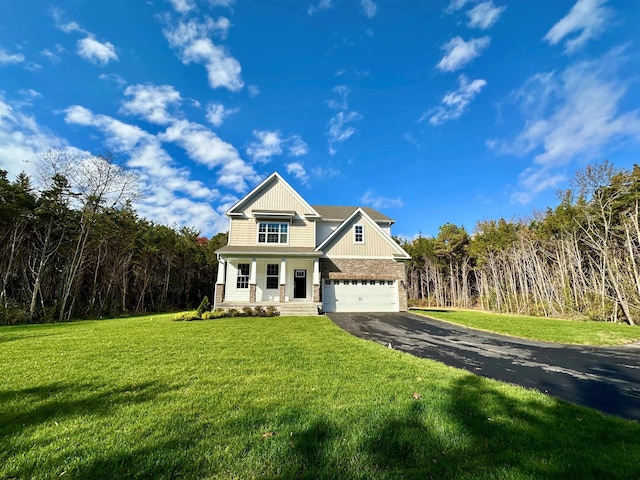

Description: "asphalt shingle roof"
312 205 394 223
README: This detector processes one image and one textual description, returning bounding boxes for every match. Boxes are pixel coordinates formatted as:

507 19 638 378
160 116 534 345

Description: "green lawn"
413 308 640 346
1 315 639 479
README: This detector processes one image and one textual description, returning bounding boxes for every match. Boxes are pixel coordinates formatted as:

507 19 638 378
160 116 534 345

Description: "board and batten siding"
256 259 281 302
228 180 316 247
250 180 316 215
224 260 250 302
323 213 399 258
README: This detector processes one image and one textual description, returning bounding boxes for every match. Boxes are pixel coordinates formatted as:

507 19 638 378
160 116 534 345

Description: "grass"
412 308 640 346
1 314 639 479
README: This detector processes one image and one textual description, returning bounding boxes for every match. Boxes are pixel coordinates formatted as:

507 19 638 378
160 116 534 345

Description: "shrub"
0 304 30 326
173 311 201 321
196 296 211 316
226 308 240 317
266 306 279 317
202 309 227 320
242 306 254 317
253 307 267 317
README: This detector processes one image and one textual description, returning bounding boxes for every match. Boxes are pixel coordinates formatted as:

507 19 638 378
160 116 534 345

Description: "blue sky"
1 0 639 238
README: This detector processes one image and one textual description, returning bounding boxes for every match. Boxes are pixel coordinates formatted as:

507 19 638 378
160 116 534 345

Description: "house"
214 172 410 314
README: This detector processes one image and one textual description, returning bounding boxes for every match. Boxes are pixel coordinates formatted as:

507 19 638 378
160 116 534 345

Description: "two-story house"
214 172 410 314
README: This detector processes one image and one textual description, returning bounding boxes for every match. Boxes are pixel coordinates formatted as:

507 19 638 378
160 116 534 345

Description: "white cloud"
326 85 361 155
467 1 506 29
121 84 182 125
361 190 404 209
164 17 242 91
77 36 118 65
161 120 258 192
246 130 308 162
168 0 196 13
489 48 640 203
422 75 487 125
361 0 377 18
510 167 566 204
328 111 361 155
208 0 235 6
288 135 309 156
0 95 69 180
311 166 339 179
63 104 230 234
327 85 351 110
206 102 237 126
445 0 472 13
99 73 126 87
308 0 332 16
544 0 612 54
246 130 283 162
286 162 310 186
436 36 490 72
0 47 25 65
247 85 260 97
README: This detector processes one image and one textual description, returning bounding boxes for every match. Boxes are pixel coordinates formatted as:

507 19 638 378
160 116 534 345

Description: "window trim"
257 221 289 245
354 224 364 244
236 263 250 289
266 263 279 289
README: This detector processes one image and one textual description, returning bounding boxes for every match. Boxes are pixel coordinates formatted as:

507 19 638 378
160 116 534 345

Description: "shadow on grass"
0 380 178 442
4 376 640 479
261 375 640 479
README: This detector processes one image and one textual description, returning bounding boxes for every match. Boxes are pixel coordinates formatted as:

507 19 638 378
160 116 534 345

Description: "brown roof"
312 206 394 223
215 245 322 256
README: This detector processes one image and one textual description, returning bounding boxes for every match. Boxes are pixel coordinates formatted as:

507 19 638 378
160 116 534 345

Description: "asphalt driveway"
327 311 640 421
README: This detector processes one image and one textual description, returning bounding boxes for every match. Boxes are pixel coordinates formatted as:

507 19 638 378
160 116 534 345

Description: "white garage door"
322 279 398 312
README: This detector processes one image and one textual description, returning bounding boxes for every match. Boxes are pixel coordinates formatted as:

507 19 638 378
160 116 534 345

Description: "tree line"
402 162 640 325
1 150 226 324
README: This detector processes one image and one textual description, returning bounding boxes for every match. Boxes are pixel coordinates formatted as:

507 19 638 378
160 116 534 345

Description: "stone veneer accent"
279 284 286 303
215 284 225 305
313 284 320 303
320 258 408 311
249 284 256 303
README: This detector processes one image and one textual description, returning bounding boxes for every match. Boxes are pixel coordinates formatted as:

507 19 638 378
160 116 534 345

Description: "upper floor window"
258 222 288 244
354 224 364 244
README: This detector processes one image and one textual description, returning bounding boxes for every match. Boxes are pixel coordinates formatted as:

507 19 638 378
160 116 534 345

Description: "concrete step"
279 303 319 316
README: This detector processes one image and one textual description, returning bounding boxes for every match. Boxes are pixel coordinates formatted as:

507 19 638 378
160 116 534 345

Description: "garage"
322 279 398 312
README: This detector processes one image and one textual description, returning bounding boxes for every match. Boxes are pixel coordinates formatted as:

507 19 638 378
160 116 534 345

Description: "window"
266 264 279 289
236 263 249 289
354 224 364 243
258 222 288 244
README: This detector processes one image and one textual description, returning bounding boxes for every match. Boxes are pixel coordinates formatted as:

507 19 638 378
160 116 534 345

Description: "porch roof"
216 245 322 257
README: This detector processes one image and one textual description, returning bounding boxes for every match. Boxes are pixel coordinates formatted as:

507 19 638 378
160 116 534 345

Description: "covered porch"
214 247 322 310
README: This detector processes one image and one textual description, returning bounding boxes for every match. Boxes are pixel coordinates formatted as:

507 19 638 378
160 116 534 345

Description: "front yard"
1 315 639 479
412 308 640 345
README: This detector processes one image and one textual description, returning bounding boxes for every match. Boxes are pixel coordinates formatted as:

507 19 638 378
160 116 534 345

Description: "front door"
293 269 307 299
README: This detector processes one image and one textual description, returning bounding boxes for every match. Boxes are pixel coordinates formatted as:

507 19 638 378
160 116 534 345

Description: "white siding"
256 259 281 302
224 260 250 302
323 213 399 258
316 221 341 245
285 259 314 301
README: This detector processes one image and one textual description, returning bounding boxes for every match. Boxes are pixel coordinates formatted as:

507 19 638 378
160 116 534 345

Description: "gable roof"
315 207 410 259
312 205 394 223
226 172 321 217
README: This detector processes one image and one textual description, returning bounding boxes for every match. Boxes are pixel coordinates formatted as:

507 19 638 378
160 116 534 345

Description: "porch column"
214 258 226 308
313 258 320 302
249 257 257 303
279 258 286 302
